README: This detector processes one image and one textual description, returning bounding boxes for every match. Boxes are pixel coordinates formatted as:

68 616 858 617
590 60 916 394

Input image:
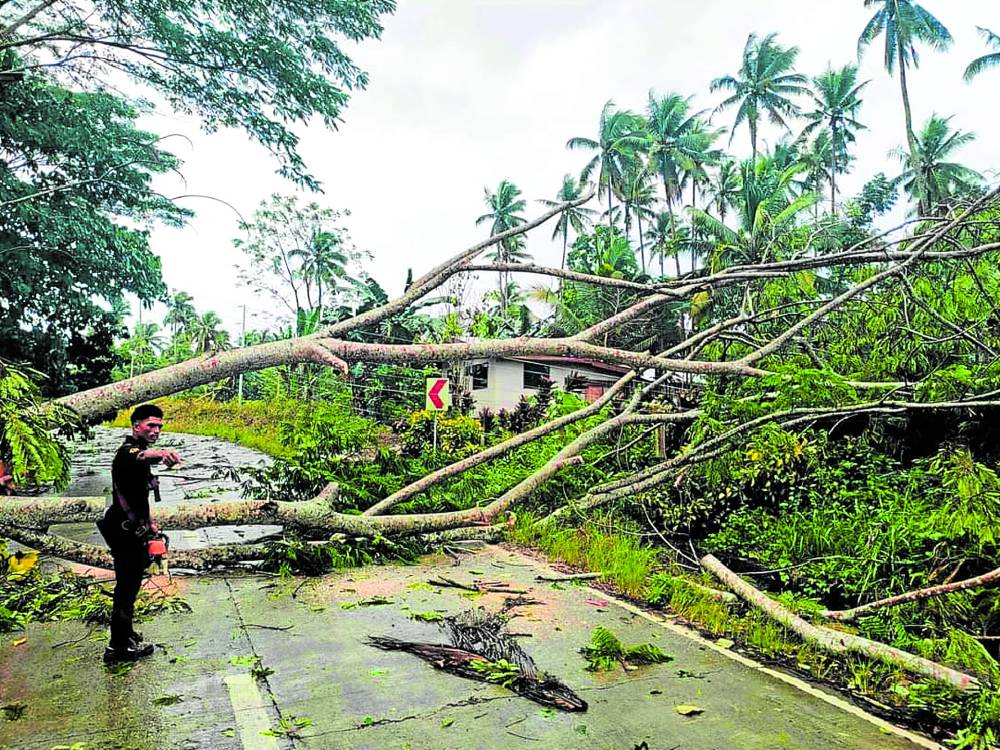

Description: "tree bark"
701 554 979 691
822 566 1000 622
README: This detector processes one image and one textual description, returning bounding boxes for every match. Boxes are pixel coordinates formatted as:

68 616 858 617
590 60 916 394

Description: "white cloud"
138 0 1000 335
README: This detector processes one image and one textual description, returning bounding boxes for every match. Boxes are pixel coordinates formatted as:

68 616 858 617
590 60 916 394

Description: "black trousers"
110 543 147 648
98 516 149 649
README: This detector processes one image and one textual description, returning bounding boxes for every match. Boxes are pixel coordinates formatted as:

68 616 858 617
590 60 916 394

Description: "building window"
470 363 489 390
523 362 550 389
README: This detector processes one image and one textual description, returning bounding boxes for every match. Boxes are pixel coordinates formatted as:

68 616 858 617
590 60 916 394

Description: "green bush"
398 410 483 457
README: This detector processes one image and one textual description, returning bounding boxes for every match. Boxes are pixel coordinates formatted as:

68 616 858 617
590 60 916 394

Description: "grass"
105 396 302 457
508 512 659 599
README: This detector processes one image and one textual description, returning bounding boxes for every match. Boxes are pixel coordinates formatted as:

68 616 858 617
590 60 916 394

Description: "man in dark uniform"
97 403 182 663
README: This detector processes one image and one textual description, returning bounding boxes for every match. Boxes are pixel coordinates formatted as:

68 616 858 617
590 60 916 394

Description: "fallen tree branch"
363 373 635 516
429 576 528 594
534 572 603 582
701 554 979 691
0 521 506 572
822 566 1000 622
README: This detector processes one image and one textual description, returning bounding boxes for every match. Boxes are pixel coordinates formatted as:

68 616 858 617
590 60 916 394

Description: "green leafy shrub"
580 626 672 672
398 411 484 457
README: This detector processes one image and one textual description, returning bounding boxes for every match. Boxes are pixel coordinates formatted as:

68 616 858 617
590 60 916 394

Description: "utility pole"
237 304 246 403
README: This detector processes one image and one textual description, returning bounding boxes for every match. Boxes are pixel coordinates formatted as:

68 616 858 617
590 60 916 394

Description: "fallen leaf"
12 638 26 647
152 694 183 706
675 704 704 716
649 689 663 695
441 718 454 728
6 550 38 576
585 598 609 608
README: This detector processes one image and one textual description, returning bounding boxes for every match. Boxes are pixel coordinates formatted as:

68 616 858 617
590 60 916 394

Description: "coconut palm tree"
477 179 528 313
567 100 647 229
613 164 657 271
858 0 952 202
126 322 165 377
801 65 869 213
707 160 741 225
965 27 1000 81
682 120 725 209
891 115 982 214
645 211 678 278
646 93 703 252
163 290 196 362
798 131 835 218
163 291 195 335
538 175 596 269
188 311 231 355
291 228 349 324
691 156 819 268
711 32 809 160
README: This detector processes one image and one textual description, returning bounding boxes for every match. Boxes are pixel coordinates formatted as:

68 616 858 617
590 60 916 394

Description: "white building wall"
469 359 618 412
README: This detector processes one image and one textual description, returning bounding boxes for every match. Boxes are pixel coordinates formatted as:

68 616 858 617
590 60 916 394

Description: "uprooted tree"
5 186 1000 564
5 185 1000 691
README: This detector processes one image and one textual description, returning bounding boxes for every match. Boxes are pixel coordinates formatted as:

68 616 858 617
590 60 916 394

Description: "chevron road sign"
425 377 451 411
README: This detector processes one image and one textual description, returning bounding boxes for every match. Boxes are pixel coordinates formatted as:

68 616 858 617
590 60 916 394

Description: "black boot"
103 642 154 663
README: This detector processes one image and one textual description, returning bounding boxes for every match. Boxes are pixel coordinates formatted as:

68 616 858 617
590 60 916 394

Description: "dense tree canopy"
0 61 185 393
0 0 397 188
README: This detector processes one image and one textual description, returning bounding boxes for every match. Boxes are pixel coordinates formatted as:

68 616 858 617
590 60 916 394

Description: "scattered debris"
151 694 184 706
1 703 26 721
535 572 603 582
245 623 294 631
502 595 544 612
674 704 704 716
429 576 529 594
410 611 445 623
580 627 673 673
367 609 587 711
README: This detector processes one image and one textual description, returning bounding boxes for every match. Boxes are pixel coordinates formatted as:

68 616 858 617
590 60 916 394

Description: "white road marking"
224 673 281 750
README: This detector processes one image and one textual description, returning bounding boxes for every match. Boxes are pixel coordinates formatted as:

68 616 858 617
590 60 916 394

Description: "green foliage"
399 411 484 458
509 514 660 599
0 363 79 489
260 533 421 577
0 551 187 633
580 626 672 672
0 60 186 394
470 658 522 688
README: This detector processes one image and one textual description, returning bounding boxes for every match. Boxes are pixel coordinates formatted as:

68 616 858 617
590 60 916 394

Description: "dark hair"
130 404 164 424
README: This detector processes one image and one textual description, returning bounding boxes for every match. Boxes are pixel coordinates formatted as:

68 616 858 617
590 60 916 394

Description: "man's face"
133 416 164 443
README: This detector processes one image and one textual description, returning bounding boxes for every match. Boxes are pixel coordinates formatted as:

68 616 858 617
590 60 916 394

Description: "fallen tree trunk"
1 523 504 572
822 566 1000 622
701 554 980 692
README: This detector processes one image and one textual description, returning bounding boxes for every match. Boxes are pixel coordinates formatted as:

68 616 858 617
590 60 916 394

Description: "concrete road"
0 546 938 750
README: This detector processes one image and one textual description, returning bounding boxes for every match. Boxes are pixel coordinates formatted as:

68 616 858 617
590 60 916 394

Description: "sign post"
425 377 451 454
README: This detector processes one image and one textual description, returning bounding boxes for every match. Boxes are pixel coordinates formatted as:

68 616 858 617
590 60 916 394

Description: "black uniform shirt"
109 435 160 525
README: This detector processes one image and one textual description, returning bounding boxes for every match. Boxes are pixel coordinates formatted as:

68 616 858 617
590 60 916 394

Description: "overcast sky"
139 0 1000 336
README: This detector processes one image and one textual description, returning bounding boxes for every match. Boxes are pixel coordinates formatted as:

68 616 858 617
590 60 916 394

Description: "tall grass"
105 397 302 457
509 513 659 599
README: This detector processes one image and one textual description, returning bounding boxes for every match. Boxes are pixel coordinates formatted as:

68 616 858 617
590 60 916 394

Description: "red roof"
505 355 630 375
